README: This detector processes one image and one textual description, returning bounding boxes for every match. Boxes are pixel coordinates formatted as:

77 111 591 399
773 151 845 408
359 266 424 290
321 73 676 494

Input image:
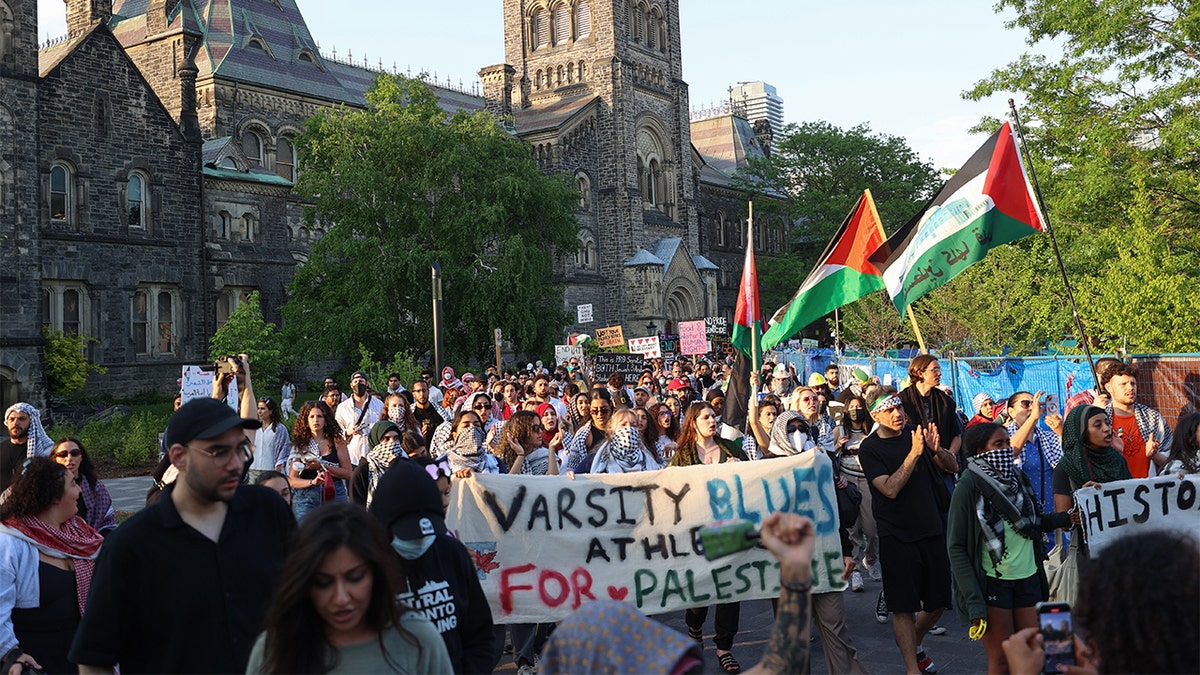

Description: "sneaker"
917 648 937 674
865 560 882 581
874 590 888 623
850 571 864 592
516 665 536 675
928 624 947 636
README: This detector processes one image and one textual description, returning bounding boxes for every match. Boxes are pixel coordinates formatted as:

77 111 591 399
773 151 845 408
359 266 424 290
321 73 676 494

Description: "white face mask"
789 430 811 453
390 534 436 560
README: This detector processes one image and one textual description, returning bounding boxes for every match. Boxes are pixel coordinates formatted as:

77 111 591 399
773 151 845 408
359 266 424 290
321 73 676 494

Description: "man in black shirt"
3 402 54 492
71 390 295 673
859 392 958 675
411 378 445 449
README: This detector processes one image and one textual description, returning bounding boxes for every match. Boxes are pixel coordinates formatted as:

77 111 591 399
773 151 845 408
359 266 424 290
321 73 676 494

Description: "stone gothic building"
0 0 786 408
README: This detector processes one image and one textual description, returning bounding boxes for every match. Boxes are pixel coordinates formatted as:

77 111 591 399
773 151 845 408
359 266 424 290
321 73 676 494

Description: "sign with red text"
1075 475 1200 554
628 336 662 358
678 320 709 355
595 325 625 348
447 452 845 623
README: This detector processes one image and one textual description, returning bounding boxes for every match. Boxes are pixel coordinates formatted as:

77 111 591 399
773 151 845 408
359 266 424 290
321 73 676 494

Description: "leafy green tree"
283 74 580 366
42 329 106 397
352 344 422 394
834 291 915 356
209 292 287 389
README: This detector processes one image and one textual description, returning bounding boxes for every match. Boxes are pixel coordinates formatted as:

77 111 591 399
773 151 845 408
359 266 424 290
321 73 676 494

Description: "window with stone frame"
716 210 727 247
575 230 597 270
238 213 257 242
131 285 180 356
576 172 591 210
215 287 256 330
49 162 72 223
553 2 570 45
241 130 265 168
126 171 149 229
42 282 90 337
532 7 549 49
575 0 591 38
215 210 233 239
276 136 296 181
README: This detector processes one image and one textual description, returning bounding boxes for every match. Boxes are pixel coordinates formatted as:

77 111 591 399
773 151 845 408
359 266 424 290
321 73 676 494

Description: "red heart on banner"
606 585 629 601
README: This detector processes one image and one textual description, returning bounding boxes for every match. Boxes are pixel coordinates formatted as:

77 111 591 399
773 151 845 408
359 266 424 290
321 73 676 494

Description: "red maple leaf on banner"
471 549 499 574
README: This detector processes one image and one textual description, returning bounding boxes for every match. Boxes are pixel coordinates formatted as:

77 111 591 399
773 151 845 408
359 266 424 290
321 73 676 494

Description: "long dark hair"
1166 412 1200 473
53 436 99 485
260 503 419 674
497 410 540 469
673 402 717 466
0 458 69 520
838 395 869 435
647 402 678 442
293 401 340 448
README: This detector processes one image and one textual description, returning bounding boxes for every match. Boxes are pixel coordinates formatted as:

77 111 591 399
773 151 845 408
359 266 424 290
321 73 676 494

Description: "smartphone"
1036 601 1075 674
1044 394 1060 416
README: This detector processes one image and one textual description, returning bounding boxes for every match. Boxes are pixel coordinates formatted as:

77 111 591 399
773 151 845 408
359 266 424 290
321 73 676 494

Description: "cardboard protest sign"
705 316 730 338
658 333 679 354
181 365 238 409
678 320 708 356
628 336 662 358
592 353 647 383
447 452 845 623
554 345 584 366
595 325 625 348
1075 476 1200 554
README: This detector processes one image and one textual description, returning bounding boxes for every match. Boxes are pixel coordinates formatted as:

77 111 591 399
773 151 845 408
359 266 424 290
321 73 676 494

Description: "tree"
209 292 287 389
835 292 915 355
43 329 105 398
737 121 941 339
283 74 580 366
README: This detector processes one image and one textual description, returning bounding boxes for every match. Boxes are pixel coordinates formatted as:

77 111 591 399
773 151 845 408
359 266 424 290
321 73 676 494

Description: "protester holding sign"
669 402 748 674
1052 405 1129 556
946 423 1072 674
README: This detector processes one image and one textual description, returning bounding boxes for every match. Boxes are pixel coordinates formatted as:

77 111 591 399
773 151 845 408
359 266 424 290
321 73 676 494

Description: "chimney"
478 64 515 124
65 0 112 37
178 51 201 142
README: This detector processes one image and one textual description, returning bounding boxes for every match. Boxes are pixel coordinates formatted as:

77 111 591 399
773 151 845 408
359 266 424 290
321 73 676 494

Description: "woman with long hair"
833 395 878 588
668 402 747 673
497 410 558 477
247 503 452 674
566 392 590 434
49 438 117 535
563 390 613 473
1053 405 1130 554
535 403 570 465
382 394 419 438
646 402 679 462
947 423 1071 674
250 397 292 481
1164 411 1200 475
589 409 660 474
0 457 103 674
289 402 353 521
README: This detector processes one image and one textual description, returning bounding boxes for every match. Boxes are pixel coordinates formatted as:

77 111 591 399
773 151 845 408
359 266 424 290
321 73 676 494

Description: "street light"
646 321 658 336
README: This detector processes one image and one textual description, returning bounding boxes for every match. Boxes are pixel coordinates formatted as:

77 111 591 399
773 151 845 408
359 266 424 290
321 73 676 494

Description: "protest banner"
658 333 680 354
678 320 708 356
705 316 729 339
1075 475 1200 554
554 345 584 366
592 353 647 383
577 304 593 324
447 452 844 623
181 365 238 409
627 336 662 358
595 325 625 348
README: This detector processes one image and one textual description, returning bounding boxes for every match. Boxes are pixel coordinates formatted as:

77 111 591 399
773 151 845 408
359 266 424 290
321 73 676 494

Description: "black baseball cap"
165 397 260 447
368 460 447 540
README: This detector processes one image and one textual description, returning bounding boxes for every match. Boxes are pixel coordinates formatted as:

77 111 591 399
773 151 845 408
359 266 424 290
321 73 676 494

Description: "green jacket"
945 469 1071 627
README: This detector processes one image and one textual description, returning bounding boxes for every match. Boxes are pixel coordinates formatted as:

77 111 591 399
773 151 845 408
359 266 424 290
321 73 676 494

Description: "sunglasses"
257 397 273 405
472 404 491 410
1016 400 1034 408
54 449 82 459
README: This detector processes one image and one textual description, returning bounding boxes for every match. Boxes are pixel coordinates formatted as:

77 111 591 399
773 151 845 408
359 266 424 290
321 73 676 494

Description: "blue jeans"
293 485 323 521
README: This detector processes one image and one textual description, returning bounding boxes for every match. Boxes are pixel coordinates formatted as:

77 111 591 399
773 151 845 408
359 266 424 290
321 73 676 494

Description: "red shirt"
1112 411 1149 478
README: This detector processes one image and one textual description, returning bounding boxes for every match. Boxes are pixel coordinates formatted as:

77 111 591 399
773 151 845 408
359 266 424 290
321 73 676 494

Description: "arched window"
576 231 597 270
567 62 575 83
717 211 727 247
534 69 543 89
553 3 570 45
49 163 71 223
646 158 660 205
633 4 644 43
625 2 634 39
647 13 657 49
241 130 264 168
658 17 667 52
275 136 296 181
239 213 257 241
556 65 564 85
578 60 587 80
216 210 232 239
575 0 591 38
532 8 549 49
576 172 591 210
127 172 147 228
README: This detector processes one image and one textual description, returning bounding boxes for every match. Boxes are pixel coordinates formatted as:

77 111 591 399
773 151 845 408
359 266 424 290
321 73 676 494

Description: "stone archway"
665 283 701 326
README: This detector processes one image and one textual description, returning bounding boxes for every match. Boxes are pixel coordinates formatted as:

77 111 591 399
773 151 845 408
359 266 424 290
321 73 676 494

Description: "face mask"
789 430 811 452
850 409 867 422
390 534 435 560
354 382 368 396
388 408 406 428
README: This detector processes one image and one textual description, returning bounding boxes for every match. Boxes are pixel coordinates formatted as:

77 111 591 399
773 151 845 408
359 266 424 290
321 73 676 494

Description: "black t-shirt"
0 440 27 493
68 483 296 673
859 426 944 542
412 403 444 448
1052 464 1074 496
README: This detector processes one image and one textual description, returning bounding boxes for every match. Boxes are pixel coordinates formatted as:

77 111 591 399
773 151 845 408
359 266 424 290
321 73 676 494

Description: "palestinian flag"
760 190 887 352
731 222 762 370
869 121 1045 313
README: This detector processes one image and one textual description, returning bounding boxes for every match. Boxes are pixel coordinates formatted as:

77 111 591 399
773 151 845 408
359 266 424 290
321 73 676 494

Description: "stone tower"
493 0 716 336
0 0 48 409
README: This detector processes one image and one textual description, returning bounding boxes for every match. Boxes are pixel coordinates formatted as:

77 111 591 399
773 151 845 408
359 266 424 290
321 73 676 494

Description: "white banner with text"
1075 475 1200 554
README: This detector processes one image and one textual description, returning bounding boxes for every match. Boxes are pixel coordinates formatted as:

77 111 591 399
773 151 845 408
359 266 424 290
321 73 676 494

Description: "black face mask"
849 408 867 422
354 382 368 396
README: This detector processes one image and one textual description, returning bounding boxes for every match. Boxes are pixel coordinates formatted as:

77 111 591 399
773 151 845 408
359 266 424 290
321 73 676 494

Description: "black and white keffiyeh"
365 440 405 507
5 403 54 458
447 426 489 474
590 426 659 474
967 448 1040 568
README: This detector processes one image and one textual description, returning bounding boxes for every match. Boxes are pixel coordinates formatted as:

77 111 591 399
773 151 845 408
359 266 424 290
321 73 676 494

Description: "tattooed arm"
745 513 815 675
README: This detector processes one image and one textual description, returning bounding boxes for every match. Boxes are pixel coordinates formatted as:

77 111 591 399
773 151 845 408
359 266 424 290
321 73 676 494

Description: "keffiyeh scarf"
365 440 405 507
542 600 701 675
0 514 103 615
590 427 658 474
5 403 54 458
447 426 489 474
767 411 813 457
967 448 1040 568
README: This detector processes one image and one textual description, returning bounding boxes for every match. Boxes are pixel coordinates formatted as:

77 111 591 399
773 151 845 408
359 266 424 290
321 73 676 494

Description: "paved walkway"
106 475 154 513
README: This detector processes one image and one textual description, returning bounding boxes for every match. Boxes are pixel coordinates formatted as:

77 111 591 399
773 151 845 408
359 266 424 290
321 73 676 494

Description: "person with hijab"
534 403 570 465
1052 405 1130 554
349 420 405 507
947 423 1072 674
563 390 614 473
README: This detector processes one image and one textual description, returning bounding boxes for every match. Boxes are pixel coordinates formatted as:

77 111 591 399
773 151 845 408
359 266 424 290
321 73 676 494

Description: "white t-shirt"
252 425 278 471
336 396 384 465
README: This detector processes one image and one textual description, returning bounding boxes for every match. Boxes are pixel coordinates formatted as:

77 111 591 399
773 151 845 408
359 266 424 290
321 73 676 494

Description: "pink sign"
678 320 708 355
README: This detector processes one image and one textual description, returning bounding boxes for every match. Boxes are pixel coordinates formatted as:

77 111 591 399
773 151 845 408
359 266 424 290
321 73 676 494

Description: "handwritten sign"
628 336 662 359
555 345 584 366
592 353 649 384
181 365 238 410
679 320 708 356
658 333 680 354
595 325 625 348
1075 476 1200 554
577 304 594 324
705 316 729 338
448 452 845 623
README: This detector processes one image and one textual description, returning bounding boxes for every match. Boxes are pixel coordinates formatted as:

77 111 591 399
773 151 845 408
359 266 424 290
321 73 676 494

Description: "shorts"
983 573 1042 610
879 534 952 614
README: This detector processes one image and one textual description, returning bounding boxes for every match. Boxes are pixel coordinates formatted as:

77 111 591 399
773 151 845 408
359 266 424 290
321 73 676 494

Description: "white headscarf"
5 403 54 458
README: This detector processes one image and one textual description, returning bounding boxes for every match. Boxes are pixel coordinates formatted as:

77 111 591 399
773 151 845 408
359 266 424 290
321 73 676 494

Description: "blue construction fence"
768 349 1200 429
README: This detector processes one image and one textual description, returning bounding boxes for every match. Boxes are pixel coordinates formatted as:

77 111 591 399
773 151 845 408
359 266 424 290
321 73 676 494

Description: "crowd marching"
0 348 1196 674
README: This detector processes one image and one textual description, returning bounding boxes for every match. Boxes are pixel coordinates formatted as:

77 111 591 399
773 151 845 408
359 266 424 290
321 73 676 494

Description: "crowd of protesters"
0 348 1196 674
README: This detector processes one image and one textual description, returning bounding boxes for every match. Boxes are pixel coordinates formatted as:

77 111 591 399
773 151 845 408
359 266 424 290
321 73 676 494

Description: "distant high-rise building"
729 81 784 137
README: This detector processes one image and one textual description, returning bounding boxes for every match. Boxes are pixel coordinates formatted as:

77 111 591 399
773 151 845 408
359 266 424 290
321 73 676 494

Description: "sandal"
718 651 742 673
687 625 703 642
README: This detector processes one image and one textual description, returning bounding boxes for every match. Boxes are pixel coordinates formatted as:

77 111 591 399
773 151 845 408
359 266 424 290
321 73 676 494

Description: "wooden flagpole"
1007 99 1099 383
906 306 928 354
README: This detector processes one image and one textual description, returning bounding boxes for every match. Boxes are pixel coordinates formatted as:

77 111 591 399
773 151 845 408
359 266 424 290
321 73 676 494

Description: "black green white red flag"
730 219 761 371
868 121 1045 313
760 190 887 352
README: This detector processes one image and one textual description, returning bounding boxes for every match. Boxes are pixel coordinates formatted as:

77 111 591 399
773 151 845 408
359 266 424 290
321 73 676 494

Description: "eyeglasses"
190 441 252 463
53 449 82 459
924 367 942 373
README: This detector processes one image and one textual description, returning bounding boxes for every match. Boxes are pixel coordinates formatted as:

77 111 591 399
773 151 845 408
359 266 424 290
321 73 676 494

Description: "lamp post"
646 321 658 336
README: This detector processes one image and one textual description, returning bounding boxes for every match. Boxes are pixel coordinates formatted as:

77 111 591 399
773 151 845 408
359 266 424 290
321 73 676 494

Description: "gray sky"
38 0 1047 169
